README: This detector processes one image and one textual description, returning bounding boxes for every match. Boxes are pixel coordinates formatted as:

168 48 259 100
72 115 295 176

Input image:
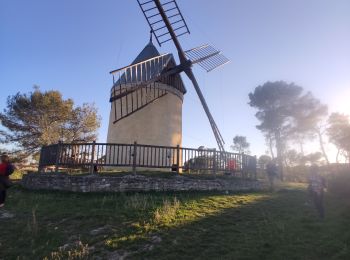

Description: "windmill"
107 0 229 152
136 0 229 152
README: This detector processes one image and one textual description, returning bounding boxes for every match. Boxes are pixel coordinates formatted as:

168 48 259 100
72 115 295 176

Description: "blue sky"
1 0 350 158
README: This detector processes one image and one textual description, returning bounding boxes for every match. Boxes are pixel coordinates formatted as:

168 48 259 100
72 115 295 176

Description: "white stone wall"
107 82 183 147
106 83 183 170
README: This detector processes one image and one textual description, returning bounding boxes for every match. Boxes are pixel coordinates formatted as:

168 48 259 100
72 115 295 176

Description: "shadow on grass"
1 186 243 259
130 188 350 260
1 185 350 259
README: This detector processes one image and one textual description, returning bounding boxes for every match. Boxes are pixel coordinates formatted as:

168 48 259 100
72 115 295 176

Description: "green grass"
0 183 349 259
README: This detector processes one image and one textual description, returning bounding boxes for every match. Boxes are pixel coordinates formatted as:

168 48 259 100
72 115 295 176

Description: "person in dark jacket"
308 165 326 219
0 153 15 208
266 160 278 191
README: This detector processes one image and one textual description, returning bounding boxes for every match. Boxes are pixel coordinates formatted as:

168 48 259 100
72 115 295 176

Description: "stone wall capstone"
21 173 262 193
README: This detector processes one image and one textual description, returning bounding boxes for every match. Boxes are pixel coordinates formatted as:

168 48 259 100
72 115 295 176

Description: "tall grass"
123 193 150 210
44 241 90 260
154 197 180 224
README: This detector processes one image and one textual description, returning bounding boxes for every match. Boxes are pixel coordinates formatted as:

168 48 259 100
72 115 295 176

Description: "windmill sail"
109 46 185 123
136 0 228 152
136 0 190 46
185 44 230 72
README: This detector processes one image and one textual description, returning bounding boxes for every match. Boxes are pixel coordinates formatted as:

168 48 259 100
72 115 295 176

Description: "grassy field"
0 182 349 259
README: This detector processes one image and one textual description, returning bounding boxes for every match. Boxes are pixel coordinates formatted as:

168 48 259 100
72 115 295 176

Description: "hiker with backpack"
0 153 15 208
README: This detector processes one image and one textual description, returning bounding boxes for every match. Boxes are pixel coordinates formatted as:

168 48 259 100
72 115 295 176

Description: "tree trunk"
274 130 284 181
336 149 340 163
316 128 329 165
266 133 275 159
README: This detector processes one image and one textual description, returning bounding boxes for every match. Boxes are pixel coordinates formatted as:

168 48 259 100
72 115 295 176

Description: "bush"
10 170 25 180
284 166 310 182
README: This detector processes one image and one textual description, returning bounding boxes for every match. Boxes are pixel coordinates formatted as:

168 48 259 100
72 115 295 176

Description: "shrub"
10 170 25 180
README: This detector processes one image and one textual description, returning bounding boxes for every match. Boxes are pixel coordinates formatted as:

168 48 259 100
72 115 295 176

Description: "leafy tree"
284 149 323 167
231 135 250 154
327 113 350 162
0 88 101 156
258 155 271 169
303 152 323 165
249 81 304 179
291 92 328 163
284 149 300 167
248 81 328 178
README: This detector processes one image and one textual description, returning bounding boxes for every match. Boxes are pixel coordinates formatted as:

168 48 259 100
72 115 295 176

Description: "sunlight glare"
330 87 350 114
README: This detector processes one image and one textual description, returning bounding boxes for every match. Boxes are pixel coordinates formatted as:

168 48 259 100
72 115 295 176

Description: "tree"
249 81 304 179
284 149 301 167
248 81 327 179
303 152 323 165
258 155 271 169
291 92 328 163
327 113 350 162
264 132 275 159
231 135 250 154
0 88 101 156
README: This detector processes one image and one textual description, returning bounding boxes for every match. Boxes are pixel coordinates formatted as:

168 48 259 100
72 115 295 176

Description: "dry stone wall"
21 173 261 193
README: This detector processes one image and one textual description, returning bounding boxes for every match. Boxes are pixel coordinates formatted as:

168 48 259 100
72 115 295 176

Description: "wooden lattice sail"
106 40 186 149
109 45 186 123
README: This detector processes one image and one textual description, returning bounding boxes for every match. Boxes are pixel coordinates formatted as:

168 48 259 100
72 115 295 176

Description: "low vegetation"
0 182 349 259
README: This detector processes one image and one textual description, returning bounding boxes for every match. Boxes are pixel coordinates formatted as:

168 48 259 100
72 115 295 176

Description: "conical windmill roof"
131 41 160 64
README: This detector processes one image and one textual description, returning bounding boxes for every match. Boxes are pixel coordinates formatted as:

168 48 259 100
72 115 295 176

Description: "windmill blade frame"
136 0 227 152
136 0 190 46
185 44 230 72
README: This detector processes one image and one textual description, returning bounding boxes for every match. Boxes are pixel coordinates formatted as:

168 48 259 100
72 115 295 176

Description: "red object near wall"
227 159 237 171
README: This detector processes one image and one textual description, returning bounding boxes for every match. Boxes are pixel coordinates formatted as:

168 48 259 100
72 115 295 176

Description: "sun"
330 87 350 115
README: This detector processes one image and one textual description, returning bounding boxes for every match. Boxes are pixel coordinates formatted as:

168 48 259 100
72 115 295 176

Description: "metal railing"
39 142 257 178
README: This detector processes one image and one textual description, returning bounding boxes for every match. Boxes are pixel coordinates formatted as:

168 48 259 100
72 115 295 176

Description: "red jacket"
0 163 10 179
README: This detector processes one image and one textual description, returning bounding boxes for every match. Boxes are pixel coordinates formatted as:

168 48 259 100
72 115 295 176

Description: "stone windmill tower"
107 0 229 156
106 39 186 147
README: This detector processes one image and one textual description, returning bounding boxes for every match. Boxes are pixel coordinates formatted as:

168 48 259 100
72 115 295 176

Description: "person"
308 165 326 219
266 160 277 191
0 153 15 208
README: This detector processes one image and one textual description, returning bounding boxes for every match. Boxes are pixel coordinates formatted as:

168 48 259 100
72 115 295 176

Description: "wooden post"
55 141 62 174
176 145 180 174
212 148 217 176
132 141 137 175
90 141 96 174
241 152 247 179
